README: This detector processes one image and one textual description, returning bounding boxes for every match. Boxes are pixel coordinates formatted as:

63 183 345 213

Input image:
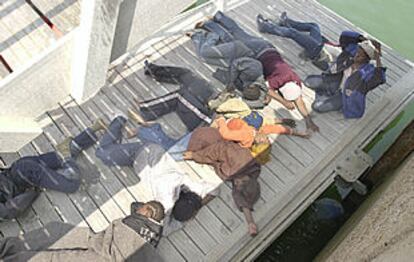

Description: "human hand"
183 151 194 160
283 101 295 110
281 118 296 128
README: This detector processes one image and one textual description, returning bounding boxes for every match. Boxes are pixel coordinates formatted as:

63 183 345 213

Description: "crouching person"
0 119 106 220
0 201 165 262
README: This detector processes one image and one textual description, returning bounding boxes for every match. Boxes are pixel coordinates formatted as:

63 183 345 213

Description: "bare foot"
128 108 148 125
91 118 107 132
125 125 137 139
306 118 320 133
248 223 258 237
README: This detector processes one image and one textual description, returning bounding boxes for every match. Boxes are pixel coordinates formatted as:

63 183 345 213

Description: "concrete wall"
0 31 75 118
0 31 75 152
110 0 194 61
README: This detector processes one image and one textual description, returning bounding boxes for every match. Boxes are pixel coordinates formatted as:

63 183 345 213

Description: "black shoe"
256 14 267 33
143 60 152 76
279 11 288 26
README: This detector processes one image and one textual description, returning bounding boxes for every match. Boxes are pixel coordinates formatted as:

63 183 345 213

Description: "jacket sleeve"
362 67 387 94
0 190 39 220
260 124 292 135
217 118 252 145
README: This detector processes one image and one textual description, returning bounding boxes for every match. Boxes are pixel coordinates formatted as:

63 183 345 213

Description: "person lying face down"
0 201 166 262
182 127 262 236
189 30 269 109
197 11 320 133
0 119 106 221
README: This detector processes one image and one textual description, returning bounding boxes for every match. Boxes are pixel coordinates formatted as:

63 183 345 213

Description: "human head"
279 81 302 101
172 191 202 222
254 132 270 145
251 142 271 165
355 40 378 63
242 84 261 101
136 201 165 222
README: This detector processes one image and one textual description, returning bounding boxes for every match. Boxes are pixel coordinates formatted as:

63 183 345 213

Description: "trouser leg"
70 127 98 158
202 20 234 43
167 132 192 161
11 158 80 193
95 116 144 166
147 63 191 85
213 11 257 42
312 92 343 113
137 123 177 150
138 92 179 121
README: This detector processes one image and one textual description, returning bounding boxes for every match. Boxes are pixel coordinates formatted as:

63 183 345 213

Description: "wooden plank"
43 102 110 232
157 238 186 262
55 100 126 223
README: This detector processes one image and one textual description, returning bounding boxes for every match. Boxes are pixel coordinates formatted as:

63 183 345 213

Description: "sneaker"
143 60 153 76
256 14 267 32
278 11 288 26
56 137 73 159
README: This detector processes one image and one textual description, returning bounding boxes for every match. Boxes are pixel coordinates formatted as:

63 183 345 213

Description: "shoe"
91 118 107 132
278 11 288 26
143 60 153 76
0 161 10 170
256 14 267 32
194 21 205 29
56 137 73 159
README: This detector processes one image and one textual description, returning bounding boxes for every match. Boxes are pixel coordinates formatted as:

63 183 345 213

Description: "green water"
318 0 414 62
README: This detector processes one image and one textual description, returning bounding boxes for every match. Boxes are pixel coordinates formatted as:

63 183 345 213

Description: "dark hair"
172 191 202 222
146 200 165 222
242 85 261 101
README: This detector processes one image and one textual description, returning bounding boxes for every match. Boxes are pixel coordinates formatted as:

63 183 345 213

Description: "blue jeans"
96 116 144 167
10 128 97 193
305 75 343 113
258 18 323 59
138 124 192 161
167 132 192 161
204 11 274 57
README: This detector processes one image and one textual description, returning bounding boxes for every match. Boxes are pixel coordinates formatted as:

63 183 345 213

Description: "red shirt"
258 49 302 91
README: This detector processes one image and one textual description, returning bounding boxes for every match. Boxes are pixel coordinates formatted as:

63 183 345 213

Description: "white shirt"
138 151 219 235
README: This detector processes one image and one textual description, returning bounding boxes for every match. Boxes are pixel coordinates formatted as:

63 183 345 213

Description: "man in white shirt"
134 142 219 235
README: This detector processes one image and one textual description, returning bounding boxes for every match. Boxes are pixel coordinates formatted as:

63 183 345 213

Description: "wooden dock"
0 0 79 79
1 0 413 261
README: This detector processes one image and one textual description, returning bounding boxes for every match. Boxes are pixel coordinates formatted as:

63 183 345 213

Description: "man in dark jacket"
305 34 386 118
0 201 165 262
138 62 218 131
0 119 106 220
